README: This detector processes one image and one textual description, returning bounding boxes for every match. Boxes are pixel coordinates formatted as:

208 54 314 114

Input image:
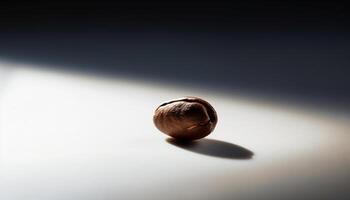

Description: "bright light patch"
1 61 350 200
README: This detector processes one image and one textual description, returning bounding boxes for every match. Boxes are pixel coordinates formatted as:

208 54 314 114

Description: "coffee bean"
153 97 217 140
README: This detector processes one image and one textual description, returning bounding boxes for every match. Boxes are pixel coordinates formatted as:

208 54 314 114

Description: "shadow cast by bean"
166 138 254 160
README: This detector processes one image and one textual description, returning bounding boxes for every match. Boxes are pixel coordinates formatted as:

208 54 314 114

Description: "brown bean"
153 97 217 140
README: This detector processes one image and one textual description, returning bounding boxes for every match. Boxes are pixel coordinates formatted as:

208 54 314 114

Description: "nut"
153 97 217 140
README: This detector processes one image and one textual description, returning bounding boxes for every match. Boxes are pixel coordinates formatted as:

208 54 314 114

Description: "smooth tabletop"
1 63 350 200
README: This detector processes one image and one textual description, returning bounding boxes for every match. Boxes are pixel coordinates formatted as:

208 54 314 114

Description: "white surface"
0 62 350 200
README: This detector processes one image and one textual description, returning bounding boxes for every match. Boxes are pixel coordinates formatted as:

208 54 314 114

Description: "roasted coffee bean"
153 97 217 140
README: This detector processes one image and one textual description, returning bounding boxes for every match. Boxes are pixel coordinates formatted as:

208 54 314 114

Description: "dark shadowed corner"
0 2 349 113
